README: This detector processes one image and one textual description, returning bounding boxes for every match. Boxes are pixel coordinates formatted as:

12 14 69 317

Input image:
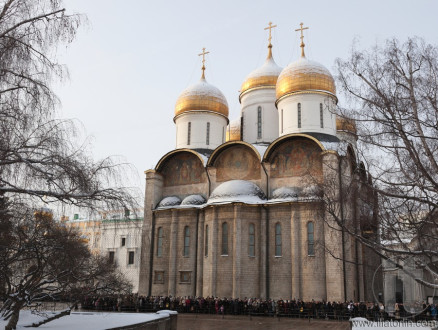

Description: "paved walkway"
178 314 351 330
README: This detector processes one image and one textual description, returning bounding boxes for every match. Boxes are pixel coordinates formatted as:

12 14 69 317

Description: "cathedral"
138 23 381 302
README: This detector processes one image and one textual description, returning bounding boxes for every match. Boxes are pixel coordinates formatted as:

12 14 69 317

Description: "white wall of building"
277 93 337 137
240 89 278 144
100 220 143 293
175 112 227 150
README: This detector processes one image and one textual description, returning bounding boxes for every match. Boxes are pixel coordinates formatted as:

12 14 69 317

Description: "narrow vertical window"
320 103 324 128
108 251 115 264
128 251 135 265
275 223 282 256
241 115 244 140
297 103 301 128
221 222 228 255
281 109 284 133
157 227 163 257
257 106 262 139
183 226 190 257
204 225 209 257
206 122 210 145
308 222 315 256
249 223 255 257
187 122 191 145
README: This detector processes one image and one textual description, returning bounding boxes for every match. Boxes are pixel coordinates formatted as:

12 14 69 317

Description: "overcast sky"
55 0 438 194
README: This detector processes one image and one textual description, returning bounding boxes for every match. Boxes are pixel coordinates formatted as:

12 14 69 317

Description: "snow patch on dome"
280 57 332 78
271 187 300 200
246 57 283 80
302 185 322 198
177 78 228 107
181 194 206 206
208 180 266 205
157 196 181 208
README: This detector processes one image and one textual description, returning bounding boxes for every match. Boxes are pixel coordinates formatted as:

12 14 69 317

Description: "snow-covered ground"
0 311 171 329
351 317 437 330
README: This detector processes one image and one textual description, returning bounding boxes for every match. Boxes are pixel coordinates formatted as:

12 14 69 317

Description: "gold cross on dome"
264 21 277 45
198 47 209 78
295 22 309 57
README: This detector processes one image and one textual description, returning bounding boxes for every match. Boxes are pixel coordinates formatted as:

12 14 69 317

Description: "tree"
0 0 139 328
328 37 438 300
0 208 132 330
0 0 138 210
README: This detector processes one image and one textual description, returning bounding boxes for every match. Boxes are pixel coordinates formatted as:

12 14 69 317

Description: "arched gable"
155 149 206 187
264 134 324 178
207 141 261 182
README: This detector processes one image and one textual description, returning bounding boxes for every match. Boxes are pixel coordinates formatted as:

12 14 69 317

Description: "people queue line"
80 295 438 321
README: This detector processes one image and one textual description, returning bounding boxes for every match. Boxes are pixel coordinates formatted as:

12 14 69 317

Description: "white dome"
157 196 181 208
208 180 266 204
272 187 300 200
181 194 206 206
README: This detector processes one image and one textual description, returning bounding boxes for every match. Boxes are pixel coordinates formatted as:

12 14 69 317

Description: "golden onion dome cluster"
336 117 357 134
174 77 229 119
225 118 241 142
239 49 282 101
276 56 336 101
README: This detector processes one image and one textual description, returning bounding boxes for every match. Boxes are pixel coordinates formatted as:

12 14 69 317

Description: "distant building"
64 209 143 292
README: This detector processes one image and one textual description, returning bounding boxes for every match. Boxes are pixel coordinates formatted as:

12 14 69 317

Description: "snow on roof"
251 143 269 159
207 180 266 205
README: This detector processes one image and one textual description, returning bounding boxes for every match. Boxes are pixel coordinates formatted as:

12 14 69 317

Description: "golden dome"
239 45 282 101
336 116 357 134
276 56 336 101
174 77 229 119
226 118 241 142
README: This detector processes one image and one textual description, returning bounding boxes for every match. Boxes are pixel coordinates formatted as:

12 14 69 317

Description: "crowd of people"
80 294 438 321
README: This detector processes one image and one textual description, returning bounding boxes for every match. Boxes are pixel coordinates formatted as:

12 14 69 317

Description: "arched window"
157 227 163 257
183 226 190 257
249 223 255 257
187 122 191 145
222 222 228 255
206 122 210 145
257 106 262 139
275 223 282 256
204 225 209 257
320 103 324 128
307 222 315 256
281 109 284 133
297 103 301 128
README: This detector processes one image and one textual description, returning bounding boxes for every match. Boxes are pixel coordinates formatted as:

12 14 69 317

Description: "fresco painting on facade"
215 146 261 182
270 139 322 178
161 152 206 186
